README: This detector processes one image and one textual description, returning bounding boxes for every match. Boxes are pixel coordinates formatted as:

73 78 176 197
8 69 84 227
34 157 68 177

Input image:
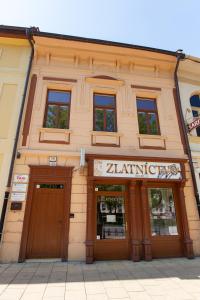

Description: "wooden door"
26 183 65 258
94 184 130 260
147 184 184 258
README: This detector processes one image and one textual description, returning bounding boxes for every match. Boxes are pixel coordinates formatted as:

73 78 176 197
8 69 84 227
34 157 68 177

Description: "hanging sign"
94 160 182 180
188 118 200 132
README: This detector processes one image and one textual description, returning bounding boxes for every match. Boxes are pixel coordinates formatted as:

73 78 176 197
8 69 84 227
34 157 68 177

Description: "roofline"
0 25 185 58
0 25 39 39
35 31 183 58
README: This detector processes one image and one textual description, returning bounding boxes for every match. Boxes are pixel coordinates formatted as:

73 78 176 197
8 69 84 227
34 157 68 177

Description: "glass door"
94 184 129 260
96 195 126 240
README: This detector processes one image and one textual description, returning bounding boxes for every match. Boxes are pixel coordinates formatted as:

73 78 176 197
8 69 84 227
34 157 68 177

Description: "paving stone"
105 287 129 298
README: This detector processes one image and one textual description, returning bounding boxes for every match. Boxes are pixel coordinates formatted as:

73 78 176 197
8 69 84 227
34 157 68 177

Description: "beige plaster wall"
0 38 31 218
1 37 200 262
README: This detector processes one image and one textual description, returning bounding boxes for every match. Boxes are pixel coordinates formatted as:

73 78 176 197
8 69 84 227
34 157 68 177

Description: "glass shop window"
190 94 200 137
136 98 160 135
93 93 117 132
96 195 126 240
148 188 178 236
95 184 125 192
43 89 71 129
36 184 64 189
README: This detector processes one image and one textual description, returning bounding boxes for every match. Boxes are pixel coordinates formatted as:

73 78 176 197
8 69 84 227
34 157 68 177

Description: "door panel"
94 186 130 260
26 184 64 258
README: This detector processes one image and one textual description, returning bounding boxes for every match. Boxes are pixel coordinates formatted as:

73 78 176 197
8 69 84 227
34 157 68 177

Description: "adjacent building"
0 26 32 241
0 30 200 262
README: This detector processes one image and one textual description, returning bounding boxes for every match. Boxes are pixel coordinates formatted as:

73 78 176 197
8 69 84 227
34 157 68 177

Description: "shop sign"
12 183 27 192
13 174 29 183
94 160 182 180
188 117 200 132
10 192 26 201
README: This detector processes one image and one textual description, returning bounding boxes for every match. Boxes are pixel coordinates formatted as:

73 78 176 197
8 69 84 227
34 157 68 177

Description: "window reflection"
96 196 126 240
148 188 178 236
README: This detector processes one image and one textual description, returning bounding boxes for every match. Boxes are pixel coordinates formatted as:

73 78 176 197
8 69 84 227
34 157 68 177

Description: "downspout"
0 28 35 240
174 53 200 217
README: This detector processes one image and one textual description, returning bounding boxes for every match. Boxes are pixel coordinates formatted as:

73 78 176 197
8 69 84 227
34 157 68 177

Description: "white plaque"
12 183 27 192
94 160 182 180
13 174 29 183
107 215 116 223
11 192 26 202
49 156 57 162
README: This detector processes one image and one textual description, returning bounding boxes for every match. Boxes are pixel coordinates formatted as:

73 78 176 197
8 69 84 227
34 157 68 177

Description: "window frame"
93 93 117 132
43 89 71 129
136 97 161 135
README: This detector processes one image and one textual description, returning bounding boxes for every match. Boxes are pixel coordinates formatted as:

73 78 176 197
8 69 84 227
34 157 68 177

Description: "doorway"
19 166 73 262
94 184 130 260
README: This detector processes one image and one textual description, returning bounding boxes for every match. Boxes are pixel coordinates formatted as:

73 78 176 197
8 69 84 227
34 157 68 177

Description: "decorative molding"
22 74 37 146
131 84 161 91
39 128 72 144
86 76 124 86
43 76 77 83
91 131 122 147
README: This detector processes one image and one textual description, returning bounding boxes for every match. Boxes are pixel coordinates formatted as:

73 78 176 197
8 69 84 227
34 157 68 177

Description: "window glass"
96 195 126 240
58 106 68 129
149 112 159 134
137 98 160 135
190 95 200 137
190 95 200 107
95 184 125 192
95 109 104 131
138 112 147 134
148 188 178 236
106 109 115 131
192 110 199 117
94 93 116 132
45 105 57 128
137 99 156 110
48 90 70 103
36 184 64 189
94 94 115 107
44 90 71 129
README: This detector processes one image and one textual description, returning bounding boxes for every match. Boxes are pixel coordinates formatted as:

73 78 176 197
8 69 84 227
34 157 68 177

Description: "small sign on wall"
49 156 57 166
11 192 26 202
12 183 27 192
13 174 29 183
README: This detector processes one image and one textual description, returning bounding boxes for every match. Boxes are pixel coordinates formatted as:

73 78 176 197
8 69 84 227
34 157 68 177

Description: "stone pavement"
0 258 200 300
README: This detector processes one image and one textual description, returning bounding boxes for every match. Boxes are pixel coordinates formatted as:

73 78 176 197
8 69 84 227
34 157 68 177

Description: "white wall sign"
12 183 27 192
13 174 29 183
49 156 57 166
11 192 26 201
94 160 182 180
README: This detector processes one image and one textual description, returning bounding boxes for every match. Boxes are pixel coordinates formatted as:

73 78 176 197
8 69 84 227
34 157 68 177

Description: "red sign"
188 118 200 132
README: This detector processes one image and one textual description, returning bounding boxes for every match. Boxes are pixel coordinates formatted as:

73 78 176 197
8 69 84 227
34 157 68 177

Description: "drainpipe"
174 53 200 217
0 27 36 240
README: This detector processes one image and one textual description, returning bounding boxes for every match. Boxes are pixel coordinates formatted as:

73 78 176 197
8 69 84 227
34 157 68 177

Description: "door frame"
18 165 73 262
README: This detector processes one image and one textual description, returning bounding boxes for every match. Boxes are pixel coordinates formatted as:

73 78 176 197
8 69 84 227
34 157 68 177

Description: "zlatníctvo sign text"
94 160 181 180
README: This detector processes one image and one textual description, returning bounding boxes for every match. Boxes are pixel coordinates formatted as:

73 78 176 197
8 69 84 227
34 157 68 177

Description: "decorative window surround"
91 131 122 147
86 77 124 87
138 134 166 150
39 127 72 144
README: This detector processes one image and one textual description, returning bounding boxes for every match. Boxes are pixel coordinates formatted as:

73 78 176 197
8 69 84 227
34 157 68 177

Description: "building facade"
0 27 32 240
178 56 200 220
0 33 200 262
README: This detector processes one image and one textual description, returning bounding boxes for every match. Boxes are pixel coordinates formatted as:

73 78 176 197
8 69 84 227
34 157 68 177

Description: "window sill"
39 128 72 144
91 131 122 147
137 134 166 150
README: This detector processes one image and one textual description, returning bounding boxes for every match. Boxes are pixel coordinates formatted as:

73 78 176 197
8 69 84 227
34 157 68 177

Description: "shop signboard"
94 160 182 180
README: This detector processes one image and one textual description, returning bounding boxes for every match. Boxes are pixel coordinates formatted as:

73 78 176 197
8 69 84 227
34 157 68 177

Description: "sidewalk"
0 258 200 300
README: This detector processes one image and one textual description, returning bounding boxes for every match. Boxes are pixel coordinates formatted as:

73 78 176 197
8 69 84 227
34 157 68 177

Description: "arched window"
190 94 200 136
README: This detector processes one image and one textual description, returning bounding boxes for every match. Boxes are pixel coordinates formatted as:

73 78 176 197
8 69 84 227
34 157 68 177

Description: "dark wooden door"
26 183 65 258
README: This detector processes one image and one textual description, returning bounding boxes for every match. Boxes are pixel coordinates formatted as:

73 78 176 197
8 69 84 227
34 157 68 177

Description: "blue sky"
1 0 200 57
